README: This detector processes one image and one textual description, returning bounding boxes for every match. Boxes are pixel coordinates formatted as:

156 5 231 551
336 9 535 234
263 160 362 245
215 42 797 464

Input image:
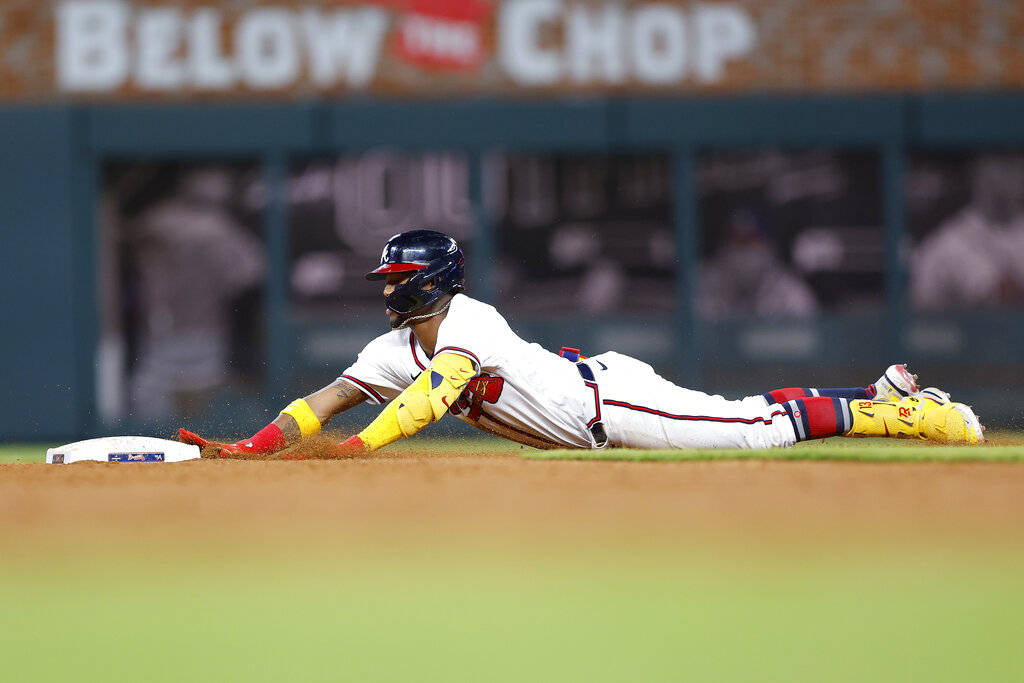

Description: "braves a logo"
451 373 504 421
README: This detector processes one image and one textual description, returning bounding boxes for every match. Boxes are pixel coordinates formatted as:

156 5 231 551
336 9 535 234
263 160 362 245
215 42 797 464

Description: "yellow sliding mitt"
352 352 477 451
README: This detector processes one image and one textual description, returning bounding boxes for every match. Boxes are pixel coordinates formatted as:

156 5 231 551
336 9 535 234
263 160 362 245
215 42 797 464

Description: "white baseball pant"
582 352 798 450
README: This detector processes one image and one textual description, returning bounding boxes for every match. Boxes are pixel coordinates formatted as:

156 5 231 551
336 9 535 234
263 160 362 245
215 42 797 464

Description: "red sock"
779 397 852 441
238 424 287 453
763 387 810 404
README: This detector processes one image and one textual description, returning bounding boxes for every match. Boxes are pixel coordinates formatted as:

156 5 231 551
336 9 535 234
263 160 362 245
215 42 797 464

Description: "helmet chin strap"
393 297 452 330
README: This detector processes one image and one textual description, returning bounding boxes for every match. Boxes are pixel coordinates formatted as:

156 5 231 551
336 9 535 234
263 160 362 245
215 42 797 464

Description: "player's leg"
775 388 983 444
592 353 798 450
592 354 981 449
762 363 919 405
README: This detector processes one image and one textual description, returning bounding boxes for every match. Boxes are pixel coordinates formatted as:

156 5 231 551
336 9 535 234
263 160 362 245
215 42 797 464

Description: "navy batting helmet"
366 230 466 321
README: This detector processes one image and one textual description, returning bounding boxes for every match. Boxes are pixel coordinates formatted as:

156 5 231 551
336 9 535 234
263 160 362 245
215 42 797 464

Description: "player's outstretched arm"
179 378 368 457
337 352 476 455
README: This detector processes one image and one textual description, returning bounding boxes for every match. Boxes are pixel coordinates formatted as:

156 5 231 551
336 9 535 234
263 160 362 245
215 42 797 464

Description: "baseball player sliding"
180 230 983 458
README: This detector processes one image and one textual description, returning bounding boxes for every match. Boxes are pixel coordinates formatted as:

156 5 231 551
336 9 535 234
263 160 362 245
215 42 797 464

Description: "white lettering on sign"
55 0 756 93
631 5 686 84
136 8 183 89
693 4 755 82
500 0 756 86
236 9 300 89
57 1 130 91
567 4 625 84
499 0 560 86
189 9 234 89
56 0 388 92
302 9 388 88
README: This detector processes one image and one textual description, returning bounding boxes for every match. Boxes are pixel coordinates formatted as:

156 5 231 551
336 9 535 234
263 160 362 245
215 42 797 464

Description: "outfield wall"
2 95 1023 441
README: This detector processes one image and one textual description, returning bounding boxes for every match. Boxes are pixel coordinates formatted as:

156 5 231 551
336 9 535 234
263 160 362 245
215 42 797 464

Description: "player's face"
382 274 409 324
382 273 410 295
382 273 436 324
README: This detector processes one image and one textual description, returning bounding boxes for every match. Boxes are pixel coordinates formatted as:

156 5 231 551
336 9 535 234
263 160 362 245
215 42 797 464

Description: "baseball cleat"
919 386 951 405
847 394 984 444
919 401 984 444
872 363 920 401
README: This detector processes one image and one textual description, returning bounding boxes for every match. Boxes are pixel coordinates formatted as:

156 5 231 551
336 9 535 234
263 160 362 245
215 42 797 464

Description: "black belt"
575 362 609 448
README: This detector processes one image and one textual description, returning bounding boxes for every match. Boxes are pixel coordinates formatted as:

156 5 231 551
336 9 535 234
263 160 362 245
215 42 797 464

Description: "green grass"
0 436 525 464
379 434 531 455
526 432 1024 463
6 432 1024 464
0 443 58 463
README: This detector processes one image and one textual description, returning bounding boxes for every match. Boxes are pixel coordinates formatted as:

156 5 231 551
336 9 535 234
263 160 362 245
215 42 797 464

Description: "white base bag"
46 436 201 464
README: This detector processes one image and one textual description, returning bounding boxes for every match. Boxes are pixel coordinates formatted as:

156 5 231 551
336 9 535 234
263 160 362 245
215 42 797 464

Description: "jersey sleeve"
431 296 506 375
338 333 413 405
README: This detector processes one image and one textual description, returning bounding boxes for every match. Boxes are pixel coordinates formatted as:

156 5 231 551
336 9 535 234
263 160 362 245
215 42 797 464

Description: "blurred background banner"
1 1 1023 440
0 0 1022 100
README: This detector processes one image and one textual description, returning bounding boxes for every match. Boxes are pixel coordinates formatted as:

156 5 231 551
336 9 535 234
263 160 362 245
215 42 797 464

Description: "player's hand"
332 435 367 458
178 428 222 450
217 441 258 457
178 428 253 458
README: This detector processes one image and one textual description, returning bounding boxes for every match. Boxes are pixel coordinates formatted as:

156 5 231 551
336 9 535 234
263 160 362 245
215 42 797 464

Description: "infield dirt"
3 451 1024 548
5 451 1024 682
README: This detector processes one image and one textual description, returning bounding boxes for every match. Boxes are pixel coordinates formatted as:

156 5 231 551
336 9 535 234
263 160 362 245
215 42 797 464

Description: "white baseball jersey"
340 294 797 450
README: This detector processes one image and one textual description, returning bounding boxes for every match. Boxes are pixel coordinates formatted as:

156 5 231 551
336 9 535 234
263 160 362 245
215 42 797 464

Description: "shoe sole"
875 364 920 401
886 364 919 397
952 403 985 444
